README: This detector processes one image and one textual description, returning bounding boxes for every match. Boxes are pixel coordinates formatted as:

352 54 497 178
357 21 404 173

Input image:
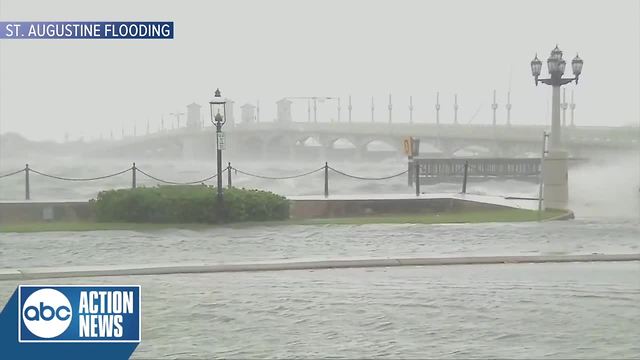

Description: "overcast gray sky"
0 0 638 141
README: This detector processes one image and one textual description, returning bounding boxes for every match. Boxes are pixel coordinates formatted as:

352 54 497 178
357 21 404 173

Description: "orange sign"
403 137 412 156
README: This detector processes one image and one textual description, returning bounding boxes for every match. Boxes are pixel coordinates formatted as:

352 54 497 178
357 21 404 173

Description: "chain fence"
0 162 410 200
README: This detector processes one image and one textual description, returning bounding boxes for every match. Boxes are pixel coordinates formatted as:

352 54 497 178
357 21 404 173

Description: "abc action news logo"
18 285 140 343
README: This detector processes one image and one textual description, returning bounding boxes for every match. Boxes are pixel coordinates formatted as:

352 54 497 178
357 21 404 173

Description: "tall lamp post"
491 89 498 127
409 96 414 124
210 88 227 201
530 45 583 209
435 92 440 125
506 91 512 126
531 45 583 149
453 94 459 125
388 94 393 124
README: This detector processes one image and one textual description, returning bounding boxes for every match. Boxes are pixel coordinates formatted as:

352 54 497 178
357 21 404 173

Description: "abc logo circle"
22 288 72 339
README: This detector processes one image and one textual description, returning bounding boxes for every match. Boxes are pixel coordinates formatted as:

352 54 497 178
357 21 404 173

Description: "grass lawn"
1 208 569 233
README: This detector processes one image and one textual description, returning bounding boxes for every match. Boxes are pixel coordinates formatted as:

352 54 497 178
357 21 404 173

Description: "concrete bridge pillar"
543 149 569 210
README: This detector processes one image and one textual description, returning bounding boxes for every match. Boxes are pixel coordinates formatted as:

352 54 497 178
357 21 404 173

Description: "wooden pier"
409 157 541 184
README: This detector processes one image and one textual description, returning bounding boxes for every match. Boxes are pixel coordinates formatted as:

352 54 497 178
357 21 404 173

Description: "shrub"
91 185 289 223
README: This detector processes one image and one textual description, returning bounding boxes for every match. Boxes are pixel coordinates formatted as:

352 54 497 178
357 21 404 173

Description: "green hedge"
90 185 289 223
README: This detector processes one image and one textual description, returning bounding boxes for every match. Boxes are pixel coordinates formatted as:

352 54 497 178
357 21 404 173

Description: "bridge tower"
186 103 202 130
491 90 498 126
570 90 576 127
277 98 293 123
435 92 440 125
348 95 352 123
240 103 256 124
506 91 512 126
453 94 459 125
409 96 414 124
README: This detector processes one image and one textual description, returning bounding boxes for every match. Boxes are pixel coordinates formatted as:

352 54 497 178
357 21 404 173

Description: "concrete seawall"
0 200 93 223
288 196 510 219
1 254 637 281
0 194 534 223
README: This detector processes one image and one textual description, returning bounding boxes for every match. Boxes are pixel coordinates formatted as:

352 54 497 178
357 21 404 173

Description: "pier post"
462 161 468 194
132 162 137 189
414 161 420 196
324 162 329 198
25 163 30 200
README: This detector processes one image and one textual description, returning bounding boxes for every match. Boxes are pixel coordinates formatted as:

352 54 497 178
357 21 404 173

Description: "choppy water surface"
1 154 640 358
0 263 638 359
2 219 640 269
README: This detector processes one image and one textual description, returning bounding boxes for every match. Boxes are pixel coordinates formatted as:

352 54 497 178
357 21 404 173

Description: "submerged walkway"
1 253 638 281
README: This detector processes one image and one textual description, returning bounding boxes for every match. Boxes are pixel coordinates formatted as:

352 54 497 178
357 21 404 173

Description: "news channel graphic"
0 21 173 39
18 285 141 343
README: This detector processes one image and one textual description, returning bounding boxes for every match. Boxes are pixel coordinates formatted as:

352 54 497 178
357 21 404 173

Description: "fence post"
227 162 232 188
324 162 329 198
414 160 420 196
25 163 30 200
538 131 548 220
462 161 468 194
132 162 137 189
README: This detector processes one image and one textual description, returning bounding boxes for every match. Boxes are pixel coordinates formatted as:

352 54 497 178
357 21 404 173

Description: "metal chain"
0 168 25 179
29 168 131 181
232 166 324 180
328 167 408 180
135 168 222 185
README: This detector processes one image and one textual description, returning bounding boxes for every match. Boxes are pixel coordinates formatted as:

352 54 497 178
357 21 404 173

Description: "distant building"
276 98 293 123
240 103 256 124
186 103 202 130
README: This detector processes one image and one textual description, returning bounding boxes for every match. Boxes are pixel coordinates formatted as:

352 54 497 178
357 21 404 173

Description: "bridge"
90 121 639 160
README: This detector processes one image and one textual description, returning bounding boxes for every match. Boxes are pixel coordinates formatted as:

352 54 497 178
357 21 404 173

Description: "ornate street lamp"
530 45 584 210
209 88 227 201
531 45 583 149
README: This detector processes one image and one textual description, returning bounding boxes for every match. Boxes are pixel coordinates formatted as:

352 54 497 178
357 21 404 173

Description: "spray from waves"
568 151 640 219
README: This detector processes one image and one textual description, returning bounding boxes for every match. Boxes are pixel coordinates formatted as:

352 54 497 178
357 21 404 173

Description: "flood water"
1 153 639 358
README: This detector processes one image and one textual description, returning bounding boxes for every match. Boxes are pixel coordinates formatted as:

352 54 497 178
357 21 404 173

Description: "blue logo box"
18 285 141 343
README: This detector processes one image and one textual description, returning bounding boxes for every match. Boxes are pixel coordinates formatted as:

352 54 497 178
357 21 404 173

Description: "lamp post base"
543 150 569 210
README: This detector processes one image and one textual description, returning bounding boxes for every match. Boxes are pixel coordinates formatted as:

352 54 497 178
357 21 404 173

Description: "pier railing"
409 158 541 183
